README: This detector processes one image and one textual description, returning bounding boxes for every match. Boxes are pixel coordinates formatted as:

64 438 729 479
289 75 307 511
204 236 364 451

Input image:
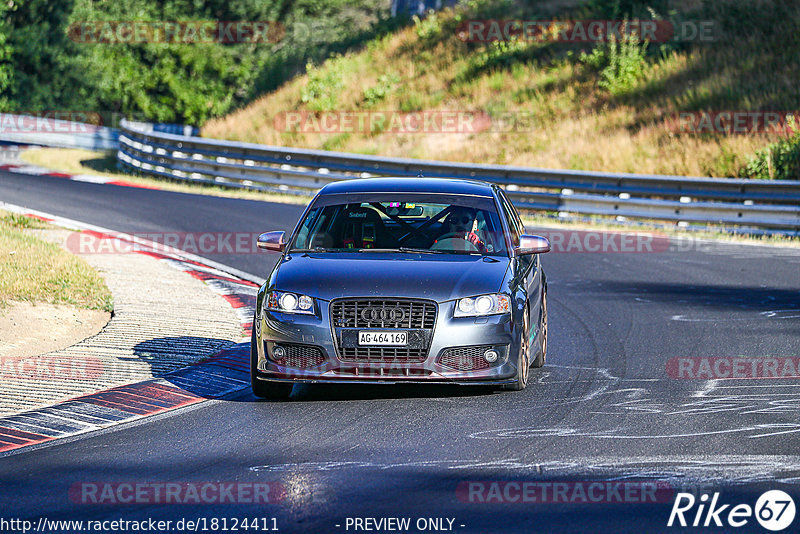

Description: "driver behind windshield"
436 207 486 252
292 200 506 255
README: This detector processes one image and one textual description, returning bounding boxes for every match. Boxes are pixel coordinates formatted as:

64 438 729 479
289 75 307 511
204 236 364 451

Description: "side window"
503 190 525 234
293 207 322 249
497 190 521 246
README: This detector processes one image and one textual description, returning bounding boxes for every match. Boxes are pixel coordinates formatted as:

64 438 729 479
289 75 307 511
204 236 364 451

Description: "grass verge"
0 212 114 311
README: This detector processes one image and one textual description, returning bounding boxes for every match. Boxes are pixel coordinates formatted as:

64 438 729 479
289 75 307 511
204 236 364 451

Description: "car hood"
271 252 510 302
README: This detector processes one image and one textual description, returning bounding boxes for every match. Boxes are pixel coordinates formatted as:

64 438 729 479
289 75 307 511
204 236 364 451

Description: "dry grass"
0 212 113 311
204 0 799 178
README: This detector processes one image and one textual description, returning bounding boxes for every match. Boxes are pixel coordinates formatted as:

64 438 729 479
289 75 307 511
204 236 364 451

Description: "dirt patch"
0 301 110 359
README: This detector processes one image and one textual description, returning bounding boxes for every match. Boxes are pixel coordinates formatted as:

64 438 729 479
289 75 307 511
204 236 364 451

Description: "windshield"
291 196 507 255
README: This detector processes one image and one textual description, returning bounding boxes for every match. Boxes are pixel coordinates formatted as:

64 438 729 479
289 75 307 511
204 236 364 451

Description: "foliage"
412 10 440 40
300 57 347 112
580 20 649 96
0 0 391 124
1 0 88 112
739 118 800 180
0 3 12 111
362 73 400 106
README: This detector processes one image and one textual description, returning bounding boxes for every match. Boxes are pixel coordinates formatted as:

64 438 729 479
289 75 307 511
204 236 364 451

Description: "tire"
504 306 531 391
250 319 293 400
531 289 547 368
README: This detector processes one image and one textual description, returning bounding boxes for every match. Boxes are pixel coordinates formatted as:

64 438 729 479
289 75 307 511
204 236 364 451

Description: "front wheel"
531 289 547 368
504 306 531 391
250 320 293 400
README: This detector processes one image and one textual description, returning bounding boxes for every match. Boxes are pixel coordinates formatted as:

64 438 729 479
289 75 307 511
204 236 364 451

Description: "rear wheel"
504 306 531 391
250 319 293 400
531 289 547 368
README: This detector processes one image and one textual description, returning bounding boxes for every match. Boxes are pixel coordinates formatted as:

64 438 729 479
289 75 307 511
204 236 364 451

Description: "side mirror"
515 234 550 255
257 231 286 252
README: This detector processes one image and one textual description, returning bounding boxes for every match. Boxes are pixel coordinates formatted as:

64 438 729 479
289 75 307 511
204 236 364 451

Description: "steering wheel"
431 232 480 252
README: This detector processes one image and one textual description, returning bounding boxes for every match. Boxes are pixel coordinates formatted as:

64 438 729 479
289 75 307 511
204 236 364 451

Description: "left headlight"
454 293 510 317
266 291 315 314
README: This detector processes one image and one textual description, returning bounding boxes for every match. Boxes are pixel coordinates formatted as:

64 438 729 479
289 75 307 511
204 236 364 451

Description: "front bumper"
254 300 523 385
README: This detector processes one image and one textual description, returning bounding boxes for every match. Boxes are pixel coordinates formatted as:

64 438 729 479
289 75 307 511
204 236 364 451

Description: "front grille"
439 345 493 371
331 298 437 363
331 299 436 329
273 344 325 369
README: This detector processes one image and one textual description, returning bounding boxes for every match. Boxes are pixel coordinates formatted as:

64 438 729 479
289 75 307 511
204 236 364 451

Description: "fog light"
272 345 286 360
484 349 498 363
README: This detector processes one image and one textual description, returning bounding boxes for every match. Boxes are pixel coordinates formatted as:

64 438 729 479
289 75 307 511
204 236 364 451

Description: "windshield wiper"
290 248 345 253
293 247 461 254
397 247 449 254
344 247 448 254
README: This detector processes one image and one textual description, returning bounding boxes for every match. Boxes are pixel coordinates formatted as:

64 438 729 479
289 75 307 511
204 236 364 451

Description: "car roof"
317 177 496 197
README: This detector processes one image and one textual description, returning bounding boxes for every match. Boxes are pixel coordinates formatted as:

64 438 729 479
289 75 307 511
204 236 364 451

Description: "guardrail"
0 114 202 152
115 119 795 230
0 113 118 151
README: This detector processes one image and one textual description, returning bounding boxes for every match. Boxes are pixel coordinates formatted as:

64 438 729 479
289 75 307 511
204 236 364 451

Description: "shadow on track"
283 382 504 402
133 337 521 403
592 281 800 312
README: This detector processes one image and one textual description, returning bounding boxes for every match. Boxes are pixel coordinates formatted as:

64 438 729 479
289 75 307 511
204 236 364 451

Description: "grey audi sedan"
251 177 550 398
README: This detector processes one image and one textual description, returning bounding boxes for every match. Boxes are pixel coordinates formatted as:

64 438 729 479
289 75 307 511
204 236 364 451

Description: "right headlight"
266 291 315 314
454 293 510 317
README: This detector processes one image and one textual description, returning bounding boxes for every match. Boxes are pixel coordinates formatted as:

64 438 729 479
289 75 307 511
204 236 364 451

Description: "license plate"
358 331 408 346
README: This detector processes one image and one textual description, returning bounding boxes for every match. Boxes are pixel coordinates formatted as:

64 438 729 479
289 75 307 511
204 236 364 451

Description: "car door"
497 188 541 324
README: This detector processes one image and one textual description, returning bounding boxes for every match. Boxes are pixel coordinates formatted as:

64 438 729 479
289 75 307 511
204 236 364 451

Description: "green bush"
580 21 649 95
300 58 347 112
413 10 440 40
363 73 400 106
739 118 800 180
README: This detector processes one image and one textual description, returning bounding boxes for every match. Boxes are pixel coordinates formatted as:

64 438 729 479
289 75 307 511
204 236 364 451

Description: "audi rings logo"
361 306 406 323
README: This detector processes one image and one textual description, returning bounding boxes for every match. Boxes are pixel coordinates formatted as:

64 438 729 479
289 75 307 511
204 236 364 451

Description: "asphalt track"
1 169 800 533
